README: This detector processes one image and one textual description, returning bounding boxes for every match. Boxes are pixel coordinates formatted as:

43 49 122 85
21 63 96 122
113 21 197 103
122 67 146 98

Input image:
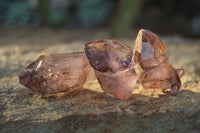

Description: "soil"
0 27 200 133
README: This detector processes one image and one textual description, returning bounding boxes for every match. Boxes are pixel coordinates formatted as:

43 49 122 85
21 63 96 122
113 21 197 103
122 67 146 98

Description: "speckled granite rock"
0 28 200 133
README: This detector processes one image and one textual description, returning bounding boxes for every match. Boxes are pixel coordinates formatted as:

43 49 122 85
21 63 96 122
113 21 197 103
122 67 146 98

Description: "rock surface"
0 28 200 132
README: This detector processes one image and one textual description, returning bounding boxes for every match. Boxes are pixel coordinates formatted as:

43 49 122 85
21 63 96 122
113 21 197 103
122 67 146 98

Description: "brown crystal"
85 39 138 99
134 29 184 95
19 52 95 96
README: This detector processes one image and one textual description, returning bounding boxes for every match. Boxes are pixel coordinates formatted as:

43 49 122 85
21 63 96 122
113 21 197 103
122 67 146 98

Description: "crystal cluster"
19 29 184 99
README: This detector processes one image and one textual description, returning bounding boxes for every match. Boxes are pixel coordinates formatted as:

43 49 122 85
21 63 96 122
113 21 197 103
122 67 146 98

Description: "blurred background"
0 0 200 37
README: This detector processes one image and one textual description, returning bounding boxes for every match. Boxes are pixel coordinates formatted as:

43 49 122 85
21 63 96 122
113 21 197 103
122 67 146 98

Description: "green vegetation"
112 0 144 38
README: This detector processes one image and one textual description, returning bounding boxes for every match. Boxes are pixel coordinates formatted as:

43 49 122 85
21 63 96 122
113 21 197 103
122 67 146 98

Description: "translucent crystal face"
84 39 133 73
19 69 31 86
134 29 166 61
141 41 154 61
170 75 182 95
142 30 166 55
170 84 181 95
120 56 132 68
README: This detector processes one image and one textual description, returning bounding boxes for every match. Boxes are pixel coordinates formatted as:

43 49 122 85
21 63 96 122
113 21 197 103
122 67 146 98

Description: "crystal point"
19 52 95 96
85 39 138 99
